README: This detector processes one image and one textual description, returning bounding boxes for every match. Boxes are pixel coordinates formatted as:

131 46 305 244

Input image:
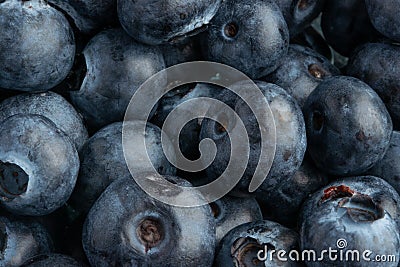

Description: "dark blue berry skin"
257 158 329 228
0 0 75 92
46 0 118 34
20 254 86 267
321 0 382 57
82 175 216 267
264 44 340 108
300 176 400 267
0 91 88 151
118 0 222 45
275 0 325 37
303 76 393 176
69 121 176 216
214 220 301 267
202 0 289 79
33 206 89 265
346 43 400 129
291 26 333 61
210 196 262 244
152 83 221 160
0 114 79 216
200 81 306 196
0 216 53 267
368 131 400 195
365 0 400 42
161 37 203 67
70 28 165 130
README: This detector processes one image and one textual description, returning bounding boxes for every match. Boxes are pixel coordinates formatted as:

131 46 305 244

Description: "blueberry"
20 253 86 267
46 0 118 34
0 114 79 216
82 175 216 266
346 42 400 129
118 0 222 45
200 81 306 196
0 215 53 266
303 76 393 176
368 131 400 195
365 0 400 42
70 28 165 130
0 0 75 92
214 220 300 266
0 91 88 151
275 0 325 37
69 121 176 215
202 0 289 79
257 158 329 228
321 0 382 57
300 176 400 266
264 44 340 108
210 195 262 244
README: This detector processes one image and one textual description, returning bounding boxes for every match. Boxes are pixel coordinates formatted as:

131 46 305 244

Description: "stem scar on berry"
298 0 309 10
0 162 29 199
224 22 239 38
231 237 268 267
137 218 164 253
338 194 384 222
308 64 327 79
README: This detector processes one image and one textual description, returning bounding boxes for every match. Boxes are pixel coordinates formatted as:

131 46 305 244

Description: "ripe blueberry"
70 28 165 130
118 0 222 45
82 175 216 266
0 0 75 92
300 176 400 266
303 76 393 176
0 114 79 216
202 0 289 79
200 81 306 196
346 42 400 129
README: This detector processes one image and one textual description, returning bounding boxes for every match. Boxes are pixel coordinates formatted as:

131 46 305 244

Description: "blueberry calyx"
339 194 384 222
231 237 267 266
224 22 239 38
137 218 164 253
0 161 29 200
297 0 309 10
308 64 327 79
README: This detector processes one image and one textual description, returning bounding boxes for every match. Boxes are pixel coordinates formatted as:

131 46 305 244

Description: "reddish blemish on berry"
320 185 355 203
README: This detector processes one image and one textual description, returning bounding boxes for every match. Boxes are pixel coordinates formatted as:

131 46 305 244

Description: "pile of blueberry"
1 0 400 266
